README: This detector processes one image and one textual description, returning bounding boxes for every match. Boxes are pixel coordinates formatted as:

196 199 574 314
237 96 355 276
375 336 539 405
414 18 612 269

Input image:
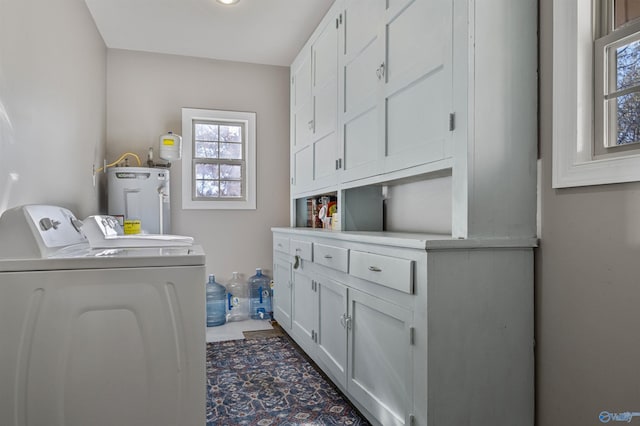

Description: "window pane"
615 0 640 29
195 123 218 141
220 181 242 197
220 164 242 179
195 141 218 158
195 180 219 198
219 143 242 160
616 39 640 91
195 163 218 179
614 92 640 144
219 125 242 142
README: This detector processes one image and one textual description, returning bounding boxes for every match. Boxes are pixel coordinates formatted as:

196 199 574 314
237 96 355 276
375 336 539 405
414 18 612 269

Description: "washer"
0 205 206 426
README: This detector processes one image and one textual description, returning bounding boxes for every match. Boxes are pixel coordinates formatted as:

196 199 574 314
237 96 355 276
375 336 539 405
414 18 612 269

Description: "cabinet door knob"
340 313 347 328
368 266 382 272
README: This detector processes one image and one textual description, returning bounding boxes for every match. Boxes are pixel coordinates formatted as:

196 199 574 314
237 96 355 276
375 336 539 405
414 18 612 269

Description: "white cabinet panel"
314 133 339 182
273 256 292 331
385 73 447 168
341 0 385 183
344 40 380 115
348 288 413 426
293 53 312 109
386 0 448 83
316 276 348 388
344 0 384 57
313 79 338 142
294 101 313 150
384 0 452 172
291 269 317 353
313 19 338 90
343 107 380 182
293 145 313 191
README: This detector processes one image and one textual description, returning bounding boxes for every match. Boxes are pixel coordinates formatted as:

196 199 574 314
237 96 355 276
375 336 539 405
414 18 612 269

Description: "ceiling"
84 0 335 67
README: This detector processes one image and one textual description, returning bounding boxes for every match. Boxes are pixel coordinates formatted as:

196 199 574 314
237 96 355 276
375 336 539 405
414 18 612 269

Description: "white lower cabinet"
272 229 534 426
291 266 317 355
272 254 292 331
315 275 348 389
347 288 413 426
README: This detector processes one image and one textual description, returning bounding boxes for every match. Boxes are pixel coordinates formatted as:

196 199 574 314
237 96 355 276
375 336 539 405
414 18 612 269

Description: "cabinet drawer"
314 243 349 273
273 236 290 254
349 251 414 294
290 239 313 261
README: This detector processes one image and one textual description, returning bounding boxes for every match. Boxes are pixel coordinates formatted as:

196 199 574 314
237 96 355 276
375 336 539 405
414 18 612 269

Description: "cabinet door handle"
324 254 333 259
308 120 314 130
293 255 300 269
340 313 347 328
368 266 382 272
379 62 385 78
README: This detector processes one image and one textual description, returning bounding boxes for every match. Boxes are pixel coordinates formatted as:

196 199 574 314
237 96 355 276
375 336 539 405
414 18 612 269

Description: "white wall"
384 176 452 234
106 49 290 282
538 1 640 424
0 0 107 218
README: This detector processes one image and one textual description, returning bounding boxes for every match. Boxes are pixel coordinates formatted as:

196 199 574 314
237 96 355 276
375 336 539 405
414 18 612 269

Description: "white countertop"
271 227 538 250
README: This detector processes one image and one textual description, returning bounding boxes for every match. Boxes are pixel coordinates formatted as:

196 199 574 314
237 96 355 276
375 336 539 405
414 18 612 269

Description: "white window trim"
181 108 256 209
552 0 640 188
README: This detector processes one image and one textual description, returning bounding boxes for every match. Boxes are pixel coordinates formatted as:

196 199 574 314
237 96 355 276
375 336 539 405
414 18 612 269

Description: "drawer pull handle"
368 266 382 272
324 254 333 259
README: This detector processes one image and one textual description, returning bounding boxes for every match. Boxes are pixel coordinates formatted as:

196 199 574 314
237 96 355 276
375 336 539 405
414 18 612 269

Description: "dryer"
0 205 206 426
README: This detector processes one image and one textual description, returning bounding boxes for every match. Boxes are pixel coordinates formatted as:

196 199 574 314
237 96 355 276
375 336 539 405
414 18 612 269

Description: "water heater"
107 167 170 234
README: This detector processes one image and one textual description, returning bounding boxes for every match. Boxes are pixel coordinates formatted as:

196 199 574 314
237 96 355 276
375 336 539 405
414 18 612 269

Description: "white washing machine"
0 205 206 426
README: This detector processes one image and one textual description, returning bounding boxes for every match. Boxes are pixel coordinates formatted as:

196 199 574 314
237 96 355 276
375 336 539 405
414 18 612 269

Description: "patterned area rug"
206 335 370 425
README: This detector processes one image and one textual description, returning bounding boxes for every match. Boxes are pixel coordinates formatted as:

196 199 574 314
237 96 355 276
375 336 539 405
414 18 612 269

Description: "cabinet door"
292 51 313 151
340 0 386 183
383 0 453 172
311 14 340 190
291 50 314 195
272 256 292 331
347 288 413 426
291 268 317 355
316 275 348 389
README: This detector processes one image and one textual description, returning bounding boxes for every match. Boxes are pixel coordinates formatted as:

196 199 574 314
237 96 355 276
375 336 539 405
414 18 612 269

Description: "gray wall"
0 0 107 218
106 49 290 282
538 1 640 425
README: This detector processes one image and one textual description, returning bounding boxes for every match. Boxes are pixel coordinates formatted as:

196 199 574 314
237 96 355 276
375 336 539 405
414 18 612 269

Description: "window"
553 0 640 187
181 108 256 209
594 0 640 155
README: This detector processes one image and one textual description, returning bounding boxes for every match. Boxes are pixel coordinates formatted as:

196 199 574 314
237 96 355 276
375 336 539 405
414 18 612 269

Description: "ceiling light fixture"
217 0 240 5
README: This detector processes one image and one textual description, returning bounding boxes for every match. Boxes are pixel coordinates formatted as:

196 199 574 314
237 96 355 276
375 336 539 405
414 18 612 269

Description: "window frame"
594 7 640 155
553 0 640 188
181 108 256 210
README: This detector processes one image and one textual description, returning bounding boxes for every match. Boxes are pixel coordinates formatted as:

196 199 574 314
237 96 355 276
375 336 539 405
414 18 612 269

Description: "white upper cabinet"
291 51 314 192
290 0 537 240
340 0 385 183
291 6 341 195
311 14 340 190
383 0 453 173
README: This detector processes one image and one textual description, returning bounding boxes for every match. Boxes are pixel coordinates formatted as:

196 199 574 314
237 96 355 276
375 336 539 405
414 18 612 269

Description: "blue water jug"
206 274 226 327
248 268 272 320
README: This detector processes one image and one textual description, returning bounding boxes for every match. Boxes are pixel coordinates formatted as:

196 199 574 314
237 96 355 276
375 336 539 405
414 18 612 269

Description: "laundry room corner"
105 49 291 279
